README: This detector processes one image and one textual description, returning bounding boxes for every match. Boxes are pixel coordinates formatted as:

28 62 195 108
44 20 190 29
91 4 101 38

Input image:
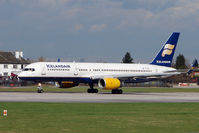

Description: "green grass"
0 102 199 133
0 85 199 93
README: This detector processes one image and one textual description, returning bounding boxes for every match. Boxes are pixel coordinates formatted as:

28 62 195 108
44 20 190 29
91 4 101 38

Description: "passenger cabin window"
23 68 35 71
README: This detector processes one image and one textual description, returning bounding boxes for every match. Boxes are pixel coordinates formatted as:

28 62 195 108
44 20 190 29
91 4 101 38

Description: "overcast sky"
0 0 199 63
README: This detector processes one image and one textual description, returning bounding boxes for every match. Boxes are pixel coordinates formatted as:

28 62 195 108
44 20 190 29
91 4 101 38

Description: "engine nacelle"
98 78 122 90
59 81 79 88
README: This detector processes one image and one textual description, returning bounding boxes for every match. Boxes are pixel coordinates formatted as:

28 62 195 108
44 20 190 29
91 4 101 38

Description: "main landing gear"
37 83 44 93
87 83 98 93
87 88 98 93
112 89 123 94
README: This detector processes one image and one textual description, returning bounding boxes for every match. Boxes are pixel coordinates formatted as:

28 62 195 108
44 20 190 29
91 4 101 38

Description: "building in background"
0 51 30 77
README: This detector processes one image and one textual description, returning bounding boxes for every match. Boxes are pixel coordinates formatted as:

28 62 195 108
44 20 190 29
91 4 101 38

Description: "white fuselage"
18 62 177 83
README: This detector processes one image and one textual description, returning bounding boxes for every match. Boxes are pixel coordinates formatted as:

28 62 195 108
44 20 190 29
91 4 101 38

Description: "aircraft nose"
18 72 25 79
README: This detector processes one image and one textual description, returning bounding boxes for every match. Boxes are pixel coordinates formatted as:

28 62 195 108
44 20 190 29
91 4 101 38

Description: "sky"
0 0 199 63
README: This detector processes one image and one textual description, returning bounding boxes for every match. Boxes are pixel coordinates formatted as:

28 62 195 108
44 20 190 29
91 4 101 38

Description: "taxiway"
0 92 199 103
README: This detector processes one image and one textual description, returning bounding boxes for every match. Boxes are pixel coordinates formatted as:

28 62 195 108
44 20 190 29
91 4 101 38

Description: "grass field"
0 85 199 93
0 102 199 133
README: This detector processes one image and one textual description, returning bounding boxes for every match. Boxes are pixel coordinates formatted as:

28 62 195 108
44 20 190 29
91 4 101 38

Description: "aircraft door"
41 65 46 75
73 62 79 76
74 67 79 76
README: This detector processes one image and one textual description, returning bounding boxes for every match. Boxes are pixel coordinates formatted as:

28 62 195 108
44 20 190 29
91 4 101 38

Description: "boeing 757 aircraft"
19 32 180 94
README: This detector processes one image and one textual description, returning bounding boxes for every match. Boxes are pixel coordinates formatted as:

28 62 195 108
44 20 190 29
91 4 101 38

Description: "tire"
94 89 98 93
112 89 116 94
112 89 122 94
119 89 123 94
87 89 91 93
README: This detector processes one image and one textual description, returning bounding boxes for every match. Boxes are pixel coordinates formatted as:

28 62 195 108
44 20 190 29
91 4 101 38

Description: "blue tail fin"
187 59 198 75
151 32 180 67
192 59 198 68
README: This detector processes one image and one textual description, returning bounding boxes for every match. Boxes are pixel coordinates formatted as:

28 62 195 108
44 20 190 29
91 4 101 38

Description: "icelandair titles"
46 64 71 68
156 60 171 64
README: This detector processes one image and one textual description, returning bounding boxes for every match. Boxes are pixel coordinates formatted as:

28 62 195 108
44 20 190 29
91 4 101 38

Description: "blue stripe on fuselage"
19 77 93 83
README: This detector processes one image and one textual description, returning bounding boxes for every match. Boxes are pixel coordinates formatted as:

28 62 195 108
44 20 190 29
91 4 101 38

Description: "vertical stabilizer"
187 59 198 75
151 32 180 67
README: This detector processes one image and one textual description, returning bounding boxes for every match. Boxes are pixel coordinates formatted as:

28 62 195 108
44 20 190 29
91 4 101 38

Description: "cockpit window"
23 68 35 71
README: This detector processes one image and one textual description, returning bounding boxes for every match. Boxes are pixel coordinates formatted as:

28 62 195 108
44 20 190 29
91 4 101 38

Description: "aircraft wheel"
87 89 98 93
94 89 98 93
119 89 123 94
112 89 123 94
112 89 116 94
87 89 92 93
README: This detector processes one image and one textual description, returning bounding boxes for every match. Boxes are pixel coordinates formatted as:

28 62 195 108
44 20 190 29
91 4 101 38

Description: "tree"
175 54 187 69
39 56 46 62
122 52 133 63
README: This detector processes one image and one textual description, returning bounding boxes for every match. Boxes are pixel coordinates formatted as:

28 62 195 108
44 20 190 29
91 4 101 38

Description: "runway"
1 92 199 103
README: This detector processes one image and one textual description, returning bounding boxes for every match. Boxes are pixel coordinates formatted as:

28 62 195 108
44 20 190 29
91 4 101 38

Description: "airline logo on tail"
150 32 180 67
161 44 175 57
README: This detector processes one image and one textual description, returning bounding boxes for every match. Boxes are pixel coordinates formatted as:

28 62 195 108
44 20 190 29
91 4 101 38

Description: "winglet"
151 32 180 67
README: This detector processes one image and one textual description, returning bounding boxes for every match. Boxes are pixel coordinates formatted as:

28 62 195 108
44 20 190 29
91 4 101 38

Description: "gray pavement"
0 92 199 103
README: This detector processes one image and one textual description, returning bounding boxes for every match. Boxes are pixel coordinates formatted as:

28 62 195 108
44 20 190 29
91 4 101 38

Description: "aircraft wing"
90 72 181 80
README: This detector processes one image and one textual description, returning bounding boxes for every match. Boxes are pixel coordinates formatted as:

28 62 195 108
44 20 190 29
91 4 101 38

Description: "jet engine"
58 81 79 88
98 78 122 90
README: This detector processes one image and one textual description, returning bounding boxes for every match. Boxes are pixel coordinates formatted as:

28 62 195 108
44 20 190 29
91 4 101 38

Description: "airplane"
187 59 198 75
19 32 181 94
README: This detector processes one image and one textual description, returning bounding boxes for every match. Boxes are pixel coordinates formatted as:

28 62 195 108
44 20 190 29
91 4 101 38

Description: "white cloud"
74 24 83 31
1 0 199 62
0 0 7 5
38 0 70 8
112 0 199 30
135 0 173 6
160 1 199 19
5 0 71 9
117 9 153 29
2 0 199 32
89 24 107 32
